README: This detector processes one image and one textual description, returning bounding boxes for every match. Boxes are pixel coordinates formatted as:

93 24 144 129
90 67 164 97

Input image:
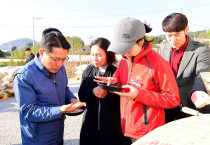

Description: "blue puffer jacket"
13 53 75 145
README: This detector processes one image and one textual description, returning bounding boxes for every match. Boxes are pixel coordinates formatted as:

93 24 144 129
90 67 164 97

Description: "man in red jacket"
95 17 180 145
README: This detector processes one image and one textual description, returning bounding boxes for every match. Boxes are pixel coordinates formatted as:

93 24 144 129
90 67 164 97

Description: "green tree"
207 30 210 39
66 36 85 55
188 30 209 39
0 59 25 66
11 47 26 59
8 59 15 66
0 50 4 57
83 45 91 55
12 46 17 52
0 61 7 66
25 42 33 49
4 51 11 58
31 43 40 55
146 35 164 47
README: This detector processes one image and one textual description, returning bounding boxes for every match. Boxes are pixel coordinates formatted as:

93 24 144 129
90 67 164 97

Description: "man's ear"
39 49 44 57
185 25 189 34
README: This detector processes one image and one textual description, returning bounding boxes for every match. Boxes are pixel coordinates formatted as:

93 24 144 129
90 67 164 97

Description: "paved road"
0 81 83 145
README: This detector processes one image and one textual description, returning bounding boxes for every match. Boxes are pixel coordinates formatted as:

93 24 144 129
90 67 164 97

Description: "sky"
0 0 209 46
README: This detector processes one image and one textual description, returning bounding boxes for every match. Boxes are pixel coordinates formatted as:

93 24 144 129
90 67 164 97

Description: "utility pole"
33 16 34 46
33 16 42 46
9 38 12 53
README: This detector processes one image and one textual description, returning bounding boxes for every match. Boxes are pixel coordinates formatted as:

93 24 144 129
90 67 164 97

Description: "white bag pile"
0 71 6 98
75 64 88 80
0 66 23 97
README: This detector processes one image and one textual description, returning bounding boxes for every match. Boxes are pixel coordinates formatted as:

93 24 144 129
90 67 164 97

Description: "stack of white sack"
0 71 6 98
0 66 23 97
74 64 88 80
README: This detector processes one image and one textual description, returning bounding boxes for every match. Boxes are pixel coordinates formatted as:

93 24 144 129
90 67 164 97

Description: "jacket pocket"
27 121 38 137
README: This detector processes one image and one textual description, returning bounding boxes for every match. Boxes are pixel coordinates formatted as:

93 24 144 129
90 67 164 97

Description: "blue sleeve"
13 72 63 123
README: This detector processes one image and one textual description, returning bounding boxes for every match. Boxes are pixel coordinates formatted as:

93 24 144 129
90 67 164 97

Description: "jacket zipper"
97 100 101 130
96 68 101 131
49 73 61 105
123 57 134 132
128 56 134 82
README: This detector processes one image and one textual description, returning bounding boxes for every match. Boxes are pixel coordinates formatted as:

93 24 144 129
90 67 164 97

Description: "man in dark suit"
159 13 210 123
25 48 35 63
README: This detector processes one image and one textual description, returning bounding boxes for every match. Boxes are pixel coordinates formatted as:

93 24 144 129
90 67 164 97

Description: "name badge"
131 79 141 87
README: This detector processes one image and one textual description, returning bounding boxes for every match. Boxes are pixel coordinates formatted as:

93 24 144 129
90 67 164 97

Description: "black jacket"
79 64 123 145
26 53 35 63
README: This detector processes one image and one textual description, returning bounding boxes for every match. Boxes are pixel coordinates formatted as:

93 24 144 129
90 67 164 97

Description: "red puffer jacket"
114 43 180 139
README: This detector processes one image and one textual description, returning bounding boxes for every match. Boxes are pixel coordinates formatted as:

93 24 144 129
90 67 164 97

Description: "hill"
0 38 38 52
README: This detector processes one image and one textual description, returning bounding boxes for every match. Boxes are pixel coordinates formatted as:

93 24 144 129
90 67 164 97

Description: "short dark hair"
42 28 62 37
162 13 188 32
40 29 70 53
25 48 31 51
90 37 116 65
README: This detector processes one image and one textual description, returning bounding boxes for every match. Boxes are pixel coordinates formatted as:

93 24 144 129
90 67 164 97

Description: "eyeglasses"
45 52 69 62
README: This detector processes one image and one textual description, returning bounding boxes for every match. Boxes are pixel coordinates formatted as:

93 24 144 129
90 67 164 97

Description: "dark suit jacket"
26 53 35 63
160 37 210 113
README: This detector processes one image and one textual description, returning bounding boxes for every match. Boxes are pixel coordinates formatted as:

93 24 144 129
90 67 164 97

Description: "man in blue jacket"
13 28 85 145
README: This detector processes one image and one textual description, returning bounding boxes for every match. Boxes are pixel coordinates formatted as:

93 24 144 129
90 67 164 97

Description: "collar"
172 35 189 52
34 53 52 77
99 64 108 70
98 65 108 76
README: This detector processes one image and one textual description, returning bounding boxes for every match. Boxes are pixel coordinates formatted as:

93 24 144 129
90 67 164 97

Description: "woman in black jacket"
78 37 123 145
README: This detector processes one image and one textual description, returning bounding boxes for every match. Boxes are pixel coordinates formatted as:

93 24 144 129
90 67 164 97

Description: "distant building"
1 49 9 53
